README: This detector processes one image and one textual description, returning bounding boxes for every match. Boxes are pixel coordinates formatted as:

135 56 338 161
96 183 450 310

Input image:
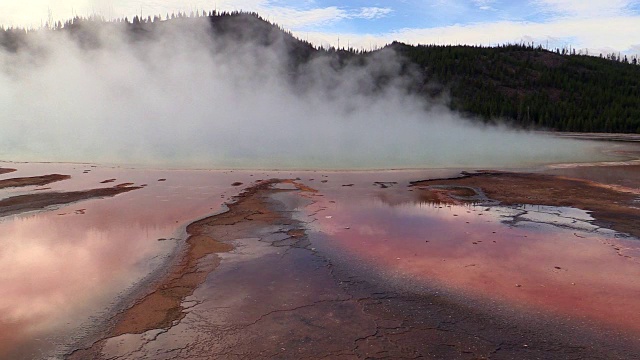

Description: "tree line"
393 43 640 133
1 11 639 133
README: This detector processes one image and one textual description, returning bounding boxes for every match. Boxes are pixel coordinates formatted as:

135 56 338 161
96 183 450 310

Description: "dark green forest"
393 43 640 133
2 11 639 133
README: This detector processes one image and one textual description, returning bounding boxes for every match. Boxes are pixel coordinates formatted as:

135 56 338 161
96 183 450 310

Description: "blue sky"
292 0 549 32
2 1 640 55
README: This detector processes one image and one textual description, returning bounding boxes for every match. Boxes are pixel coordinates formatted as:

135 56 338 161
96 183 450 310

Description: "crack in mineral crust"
411 170 640 239
66 177 640 360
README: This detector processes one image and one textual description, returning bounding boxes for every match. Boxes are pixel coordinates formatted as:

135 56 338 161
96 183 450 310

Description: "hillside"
1 11 639 133
394 43 640 133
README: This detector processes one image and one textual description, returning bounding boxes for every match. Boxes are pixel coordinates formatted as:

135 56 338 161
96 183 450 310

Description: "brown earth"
546 164 640 190
113 179 295 335
67 179 301 359
0 168 16 175
411 170 640 238
0 174 70 189
0 184 141 218
65 176 640 360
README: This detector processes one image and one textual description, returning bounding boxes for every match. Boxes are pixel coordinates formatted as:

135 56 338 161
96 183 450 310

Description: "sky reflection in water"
308 193 640 334
0 163 261 358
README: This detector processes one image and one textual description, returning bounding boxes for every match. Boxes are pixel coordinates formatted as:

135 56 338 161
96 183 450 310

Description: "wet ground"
0 163 264 359
306 192 640 336
76 175 640 359
1 153 639 359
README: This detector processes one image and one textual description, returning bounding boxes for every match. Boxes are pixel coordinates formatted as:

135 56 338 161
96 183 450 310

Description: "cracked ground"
67 179 640 360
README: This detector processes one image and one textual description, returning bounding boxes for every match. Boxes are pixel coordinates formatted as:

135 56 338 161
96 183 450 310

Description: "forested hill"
392 43 640 133
1 11 639 133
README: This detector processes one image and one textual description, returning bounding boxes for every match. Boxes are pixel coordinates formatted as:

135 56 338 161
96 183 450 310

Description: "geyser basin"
0 18 621 170
1 161 639 359
305 186 640 335
0 163 258 359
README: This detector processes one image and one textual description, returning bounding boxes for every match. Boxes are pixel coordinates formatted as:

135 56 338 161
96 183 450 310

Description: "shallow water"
305 190 640 334
0 164 444 358
1 159 639 358
94 174 640 359
0 131 625 170
0 163 264 359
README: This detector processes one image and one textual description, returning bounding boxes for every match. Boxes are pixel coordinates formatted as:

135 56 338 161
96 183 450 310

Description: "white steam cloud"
0 18 607 170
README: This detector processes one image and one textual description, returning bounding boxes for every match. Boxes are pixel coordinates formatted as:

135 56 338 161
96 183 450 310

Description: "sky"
1 0 639 55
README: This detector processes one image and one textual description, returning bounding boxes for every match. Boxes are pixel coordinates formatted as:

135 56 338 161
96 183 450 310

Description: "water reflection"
0 163 260 359
3 162 638 357
0 208 178 356
308 195 640 334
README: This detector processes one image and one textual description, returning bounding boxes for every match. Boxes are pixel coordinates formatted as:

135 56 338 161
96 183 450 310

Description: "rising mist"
0 15 608 169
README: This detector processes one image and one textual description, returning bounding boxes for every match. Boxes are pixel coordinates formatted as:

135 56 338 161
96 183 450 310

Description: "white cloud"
300 14 640 55
356 7 393 20
472 0 496 10
260 6 348 28
0 0 349 29
532 0 637 17
260 5 392 29
1 1 639 55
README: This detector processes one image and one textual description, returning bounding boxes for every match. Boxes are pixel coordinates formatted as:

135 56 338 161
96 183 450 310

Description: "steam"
0 18 607 169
